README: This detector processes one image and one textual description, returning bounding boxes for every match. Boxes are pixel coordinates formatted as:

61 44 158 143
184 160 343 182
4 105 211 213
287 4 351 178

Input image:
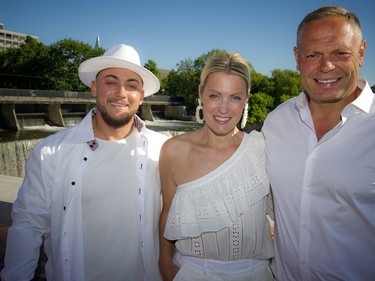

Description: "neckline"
177 132 250 189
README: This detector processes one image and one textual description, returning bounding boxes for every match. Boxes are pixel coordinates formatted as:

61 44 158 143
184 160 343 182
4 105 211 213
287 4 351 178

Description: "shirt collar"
350 78 374 114
70 108 146 151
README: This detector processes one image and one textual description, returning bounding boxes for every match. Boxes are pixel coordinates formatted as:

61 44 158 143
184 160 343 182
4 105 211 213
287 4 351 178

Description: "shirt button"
303 224 308 229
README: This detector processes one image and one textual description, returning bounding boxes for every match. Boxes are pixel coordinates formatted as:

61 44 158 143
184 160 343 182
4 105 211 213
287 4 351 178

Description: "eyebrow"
102 74 141 84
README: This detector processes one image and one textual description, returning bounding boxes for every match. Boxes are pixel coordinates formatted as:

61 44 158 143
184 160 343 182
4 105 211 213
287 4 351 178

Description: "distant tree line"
0 36 308 124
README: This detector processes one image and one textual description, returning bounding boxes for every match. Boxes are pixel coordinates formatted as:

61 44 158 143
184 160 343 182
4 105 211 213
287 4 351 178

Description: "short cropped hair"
297 6 362 46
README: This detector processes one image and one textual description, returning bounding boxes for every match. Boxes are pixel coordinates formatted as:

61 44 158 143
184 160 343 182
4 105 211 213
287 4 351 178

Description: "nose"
218 98 230 114
116 84 128 98
318 55 335 73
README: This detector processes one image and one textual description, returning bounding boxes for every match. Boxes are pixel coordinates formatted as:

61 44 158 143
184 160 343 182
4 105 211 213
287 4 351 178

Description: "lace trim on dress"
164 131 270 240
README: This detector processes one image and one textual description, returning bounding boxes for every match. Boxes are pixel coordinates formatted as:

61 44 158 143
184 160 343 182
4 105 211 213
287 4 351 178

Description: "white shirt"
262 79 375 281
82 133 142 281
1 109 168 281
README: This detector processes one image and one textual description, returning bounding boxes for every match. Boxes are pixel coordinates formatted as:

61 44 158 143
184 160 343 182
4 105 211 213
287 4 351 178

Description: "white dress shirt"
1 109 168 281
262 79 375 281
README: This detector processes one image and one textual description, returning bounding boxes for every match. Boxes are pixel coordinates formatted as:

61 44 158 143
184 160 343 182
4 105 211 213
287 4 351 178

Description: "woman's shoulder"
163 130 197 148
160 131 197 158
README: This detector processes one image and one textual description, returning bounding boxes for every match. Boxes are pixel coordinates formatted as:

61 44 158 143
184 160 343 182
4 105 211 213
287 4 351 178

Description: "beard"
96 103 133 128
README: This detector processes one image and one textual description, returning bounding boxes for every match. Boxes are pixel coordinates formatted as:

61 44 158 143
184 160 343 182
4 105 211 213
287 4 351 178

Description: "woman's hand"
159 259 180 281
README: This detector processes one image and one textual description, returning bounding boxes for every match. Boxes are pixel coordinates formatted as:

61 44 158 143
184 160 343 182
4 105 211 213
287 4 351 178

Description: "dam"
0 88 193 131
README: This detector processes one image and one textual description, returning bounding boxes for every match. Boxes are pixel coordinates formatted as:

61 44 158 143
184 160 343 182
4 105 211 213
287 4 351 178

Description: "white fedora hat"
78 44 160 97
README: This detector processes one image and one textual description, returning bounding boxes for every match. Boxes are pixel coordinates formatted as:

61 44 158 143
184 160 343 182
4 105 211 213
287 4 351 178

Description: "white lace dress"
164 131 274 261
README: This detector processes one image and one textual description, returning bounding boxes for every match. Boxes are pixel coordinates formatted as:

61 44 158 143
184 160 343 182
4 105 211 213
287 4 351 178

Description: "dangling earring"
241 103 249 129
195 98 204 123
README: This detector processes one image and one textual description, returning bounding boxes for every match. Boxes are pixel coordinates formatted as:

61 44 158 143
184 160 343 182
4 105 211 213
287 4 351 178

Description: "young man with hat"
1 44 168 281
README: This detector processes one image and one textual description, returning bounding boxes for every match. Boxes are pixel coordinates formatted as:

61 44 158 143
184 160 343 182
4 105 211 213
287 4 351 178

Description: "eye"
103 77 117 85
126 83 140 91
336 51 349 57
208 93 220 99
306 53 318 59
231 95 243 101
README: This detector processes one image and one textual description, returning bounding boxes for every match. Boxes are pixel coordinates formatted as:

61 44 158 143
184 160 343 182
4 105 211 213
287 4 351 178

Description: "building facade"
0 23 38 51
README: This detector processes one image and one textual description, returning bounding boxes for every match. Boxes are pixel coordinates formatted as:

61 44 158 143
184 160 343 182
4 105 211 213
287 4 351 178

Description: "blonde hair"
199 52 250 94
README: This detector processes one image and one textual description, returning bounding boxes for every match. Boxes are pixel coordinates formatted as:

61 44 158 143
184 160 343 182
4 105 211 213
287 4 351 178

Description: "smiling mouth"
215 116 230 122
316 78 339 84
111 102 128 107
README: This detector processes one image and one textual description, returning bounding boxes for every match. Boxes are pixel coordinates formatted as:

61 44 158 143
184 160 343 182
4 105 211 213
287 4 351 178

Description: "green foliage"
269 69 302 105
47 39 104 91
251 71 274 97
160 49 302 117
144 59 163 94
0 37 104 90
162 49 225 113
248 92 274 124
0 36 50 89
144 59 160 77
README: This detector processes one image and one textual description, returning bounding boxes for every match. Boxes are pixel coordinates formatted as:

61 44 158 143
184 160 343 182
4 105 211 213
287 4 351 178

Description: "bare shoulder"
161 131 197 157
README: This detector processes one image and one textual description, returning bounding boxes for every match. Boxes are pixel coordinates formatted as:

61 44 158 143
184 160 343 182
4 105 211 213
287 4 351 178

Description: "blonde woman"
159 52 274 281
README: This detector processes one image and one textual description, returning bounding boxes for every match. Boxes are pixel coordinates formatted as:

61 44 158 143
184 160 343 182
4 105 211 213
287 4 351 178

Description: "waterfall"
0 139 42 178
0 120 263 179
0 127 194 178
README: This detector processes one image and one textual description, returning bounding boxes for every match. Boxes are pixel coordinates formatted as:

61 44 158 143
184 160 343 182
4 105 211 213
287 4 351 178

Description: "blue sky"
1 0 374 86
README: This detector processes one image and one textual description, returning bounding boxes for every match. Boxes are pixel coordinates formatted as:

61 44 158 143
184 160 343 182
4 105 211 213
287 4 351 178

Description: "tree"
47 39 104 91
163 49 224 113
0 38 104 91
269 69 302 106
251 71 274 97
144 59 163 94
0 36 50 89
248 92 274 124
144 59 160 77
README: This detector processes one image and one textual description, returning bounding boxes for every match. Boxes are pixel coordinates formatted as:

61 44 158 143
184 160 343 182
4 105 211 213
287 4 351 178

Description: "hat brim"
78 57 160 97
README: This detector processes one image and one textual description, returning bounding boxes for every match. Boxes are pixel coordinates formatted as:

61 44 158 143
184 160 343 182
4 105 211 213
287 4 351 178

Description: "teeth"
216 116 230 121
112 102 127 107
317 79 337 84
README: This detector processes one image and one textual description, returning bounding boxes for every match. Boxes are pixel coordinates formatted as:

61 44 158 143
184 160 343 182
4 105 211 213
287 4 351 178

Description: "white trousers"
173 251 273 281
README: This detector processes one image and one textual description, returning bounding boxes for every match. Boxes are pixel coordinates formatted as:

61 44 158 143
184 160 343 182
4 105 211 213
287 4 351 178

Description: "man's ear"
358 39 366 67
294 46 300 71
139 90 145 105
91 81 96 97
